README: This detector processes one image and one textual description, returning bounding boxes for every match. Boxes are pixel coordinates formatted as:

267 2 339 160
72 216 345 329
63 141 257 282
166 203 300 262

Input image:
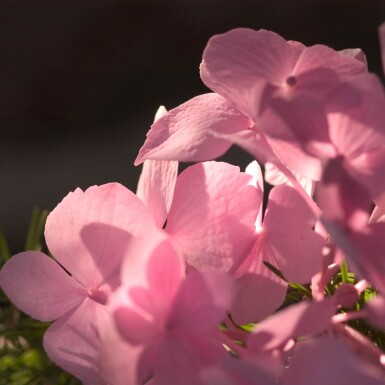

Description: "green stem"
340 261 349 283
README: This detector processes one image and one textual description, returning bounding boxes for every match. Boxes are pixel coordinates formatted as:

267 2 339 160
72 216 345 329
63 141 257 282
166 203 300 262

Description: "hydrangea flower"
0 183 155 383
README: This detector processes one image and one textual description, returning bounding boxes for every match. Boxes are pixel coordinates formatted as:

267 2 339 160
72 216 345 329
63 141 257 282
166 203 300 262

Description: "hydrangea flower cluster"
2 25 385 384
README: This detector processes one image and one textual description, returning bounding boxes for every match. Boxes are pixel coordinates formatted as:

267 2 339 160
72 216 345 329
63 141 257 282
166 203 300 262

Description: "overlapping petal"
136 159 178 228
281 337 384 385
135 93 252 165
248 299 336 353
263 185 324 283
166 161 260 273
44 298 111 385
201 28 301 118
45 183 155 289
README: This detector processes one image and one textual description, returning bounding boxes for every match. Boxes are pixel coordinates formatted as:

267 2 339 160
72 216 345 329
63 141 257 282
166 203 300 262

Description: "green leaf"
0 228 11 264
24 208 49 251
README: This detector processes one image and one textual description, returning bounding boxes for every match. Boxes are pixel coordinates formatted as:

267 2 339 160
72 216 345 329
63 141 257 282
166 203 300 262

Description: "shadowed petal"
282 337 384 385
170 271 235 334
248 299 336 353
44 298 110 384
166 162 260 273
263 186 324 283
45 183 154 289
230 250 287 325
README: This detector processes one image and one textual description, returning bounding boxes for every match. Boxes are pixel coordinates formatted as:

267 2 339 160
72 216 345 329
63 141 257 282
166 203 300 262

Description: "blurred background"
1 0 385 252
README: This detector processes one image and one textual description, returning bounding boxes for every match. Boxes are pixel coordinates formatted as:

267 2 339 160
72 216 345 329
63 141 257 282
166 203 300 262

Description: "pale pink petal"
282 337 384 385
153 105 167 121
112 236 184 344
293 44 366 84
209 126 279 165
245 161 264 228
327 74 385 199
43 298 110 384
112 289 156 346
166 161 260 273
45 183 154 289
119 229 173 286
145 239 185 317
264 134 323 180
0 251 85 322
264 162 315 196
317 158 371 230
350 222 385 293
136 159 178 228
263 185 324 283
135 93 252 165
170 271 235 334
248 299 336 353
200 28 301 118
230 259 287 324
339 48 368 67
265 94 337 159
100 317 145 385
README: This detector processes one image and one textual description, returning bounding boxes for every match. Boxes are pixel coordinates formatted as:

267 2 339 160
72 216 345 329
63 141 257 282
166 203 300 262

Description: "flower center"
88 288 108 305
286 75 297 87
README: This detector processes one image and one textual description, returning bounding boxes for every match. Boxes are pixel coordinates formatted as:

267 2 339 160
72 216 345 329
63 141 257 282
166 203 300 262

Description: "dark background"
1 0 385 252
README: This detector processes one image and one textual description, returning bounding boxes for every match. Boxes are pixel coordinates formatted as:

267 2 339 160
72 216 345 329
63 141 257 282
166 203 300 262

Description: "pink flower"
230 162 324 324
137 157 261 274
201 29 370 177
0 183 155 384
101 231 236 385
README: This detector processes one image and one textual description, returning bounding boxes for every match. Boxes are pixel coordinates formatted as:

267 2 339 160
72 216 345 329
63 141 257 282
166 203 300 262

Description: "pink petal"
200 28 301 118
248 299 336 353
327 74 385 199
265 94 336 159
166 161 260 273
230 258 287 324
201 356 276 385
264 134 323 180
293 44 366 84
119 229 174 286
317 158 371 230
209 126 280 166
282 337 384 385
45 183 154 289
111 235 184 343
245 161 264 228
339 48 368 67
264 161 315 196
100 316 145 385
155 333 226 385
349 222 385 293
0 251 85 321
136 159 178 228
263 185 324 283
135 93 252 165
114 305 156 345
43 298 110 384
170 271 235 334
